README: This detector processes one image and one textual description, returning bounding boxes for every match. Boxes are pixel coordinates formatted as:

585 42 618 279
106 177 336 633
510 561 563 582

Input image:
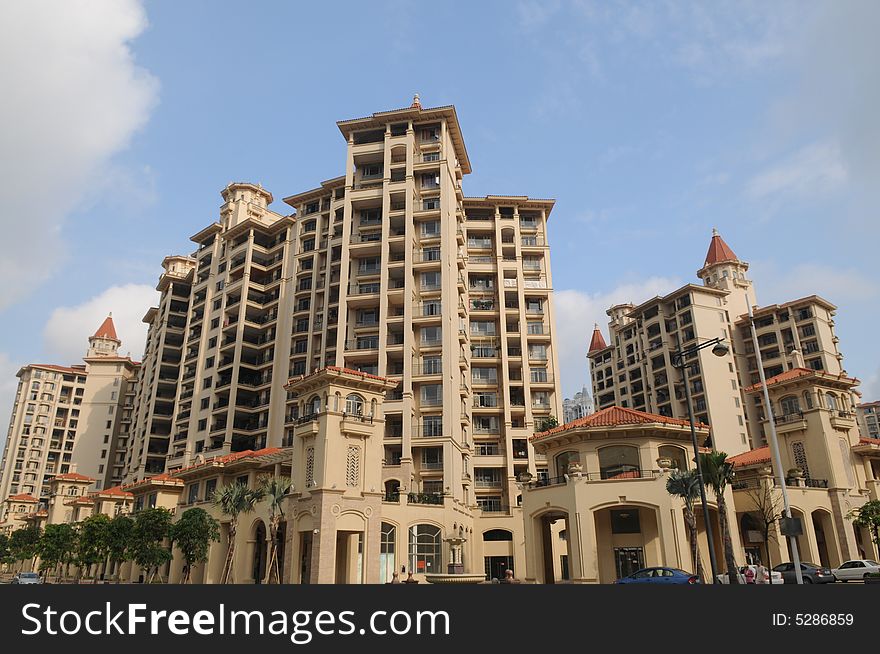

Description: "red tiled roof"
90 486 133 499
123 472 185 490
93 314 119 340
174 447 285 474
531 406 706 441
729 446 771 467
51 472 95 482
7 494 38 503
286 366 396 387
704 228 738 266
858 437 880 446
30 364 88 375
744 367 858 393
588 324 608 354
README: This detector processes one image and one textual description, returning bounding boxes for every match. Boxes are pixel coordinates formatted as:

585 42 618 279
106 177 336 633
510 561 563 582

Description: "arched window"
803 391 813 410
825 393 838 412
780 395 801 416
307 395 321 416
384 479 400 502
599 445 640 479
345 393 364 416
408 524 441 573
555 450 580 477
380 522 396 584
658 445 688 470
482 529 513 542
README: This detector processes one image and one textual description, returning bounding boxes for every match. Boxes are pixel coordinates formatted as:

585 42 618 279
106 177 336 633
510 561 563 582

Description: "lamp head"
711 341 730 357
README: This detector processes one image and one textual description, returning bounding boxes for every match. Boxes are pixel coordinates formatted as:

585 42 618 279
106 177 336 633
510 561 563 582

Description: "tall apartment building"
119 98 562 576
856 400 880 439
562 386 594 424
124 256 195 482
588 230 848 453
0 317 138 522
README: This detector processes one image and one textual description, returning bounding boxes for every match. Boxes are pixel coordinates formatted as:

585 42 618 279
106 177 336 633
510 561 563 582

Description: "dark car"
616 567 701 584
772 562 835 584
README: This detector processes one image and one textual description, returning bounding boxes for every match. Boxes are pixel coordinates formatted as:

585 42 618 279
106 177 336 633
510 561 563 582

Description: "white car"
716 565 784 584
832 559 880 582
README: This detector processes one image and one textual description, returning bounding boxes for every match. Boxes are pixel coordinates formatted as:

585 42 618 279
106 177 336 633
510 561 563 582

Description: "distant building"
857 400 880 439
563 386 594 423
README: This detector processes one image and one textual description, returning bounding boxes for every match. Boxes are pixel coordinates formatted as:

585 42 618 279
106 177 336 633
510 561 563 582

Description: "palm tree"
666 469 705 582
259 476 291 584
213 481 264 584
699 451 740 584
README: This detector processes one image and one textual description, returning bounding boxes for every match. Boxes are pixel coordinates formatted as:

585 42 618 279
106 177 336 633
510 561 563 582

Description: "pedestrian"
756 563 768 585
744 565 756 584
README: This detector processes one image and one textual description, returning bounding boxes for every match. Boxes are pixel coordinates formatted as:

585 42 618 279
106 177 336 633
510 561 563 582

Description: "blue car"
616 567 701 584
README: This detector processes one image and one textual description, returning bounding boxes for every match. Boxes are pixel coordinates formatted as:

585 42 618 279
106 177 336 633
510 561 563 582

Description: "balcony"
407 492 443 506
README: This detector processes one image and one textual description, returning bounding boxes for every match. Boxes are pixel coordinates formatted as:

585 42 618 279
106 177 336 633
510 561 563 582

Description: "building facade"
588 230 849 453
856 400 880 439
562 386 594 424
0 316 138 527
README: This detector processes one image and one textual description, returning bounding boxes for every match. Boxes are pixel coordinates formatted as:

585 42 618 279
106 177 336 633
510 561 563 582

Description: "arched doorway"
535 511 569 584
252 521 267 584
594 505 661 583
811 509 837 568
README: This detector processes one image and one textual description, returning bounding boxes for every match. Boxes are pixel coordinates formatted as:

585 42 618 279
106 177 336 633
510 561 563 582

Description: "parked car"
832 560 880 582
616 567 701 584
11 572 42 585
772 562 836 584
715 565 784 584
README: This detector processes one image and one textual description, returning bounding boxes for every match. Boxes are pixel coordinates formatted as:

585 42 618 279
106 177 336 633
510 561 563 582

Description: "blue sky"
1 1 878 448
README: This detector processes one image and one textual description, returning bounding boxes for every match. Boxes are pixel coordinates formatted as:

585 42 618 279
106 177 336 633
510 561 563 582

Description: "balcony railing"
407 492 443 505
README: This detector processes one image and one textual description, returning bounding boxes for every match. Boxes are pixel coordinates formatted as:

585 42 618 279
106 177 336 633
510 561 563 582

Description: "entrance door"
484 556 514 581
614 547 645 579
299 532 313 584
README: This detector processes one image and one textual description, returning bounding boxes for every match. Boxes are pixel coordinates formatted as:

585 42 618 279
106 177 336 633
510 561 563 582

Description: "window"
380 523 396 584
409 524 441 573
658 445 688 470
610 509 641 534
483 529 513 542
791 442 810 479
345 394 365 416
187 484 199 504
421 384 442 406
599 445 640 479
780 395 801 416
421 271 441 289
555 451 580 477
204 478 217 500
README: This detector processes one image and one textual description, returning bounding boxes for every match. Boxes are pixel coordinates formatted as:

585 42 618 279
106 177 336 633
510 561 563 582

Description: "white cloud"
554 277 680 397
750 261 876 306
0 1 158 311
43 284 158 363
745 141 848 202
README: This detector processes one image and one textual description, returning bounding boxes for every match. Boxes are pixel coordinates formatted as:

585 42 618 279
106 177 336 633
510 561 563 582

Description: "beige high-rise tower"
116 98 562 580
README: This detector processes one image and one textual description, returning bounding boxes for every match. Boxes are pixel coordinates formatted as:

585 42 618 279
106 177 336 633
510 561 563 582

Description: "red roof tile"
51 472 95 482
174 447 286 474
7 494 38 503
93 314 119 340
90 486 133 499
588 324 608 354
704 228 738 266
858 437 880 446
531 406 706 441
744 367 858 393
728 446 771 467
30 364 88 376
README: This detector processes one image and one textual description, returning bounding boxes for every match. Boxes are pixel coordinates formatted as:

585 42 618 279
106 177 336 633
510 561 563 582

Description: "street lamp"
671 336 728 584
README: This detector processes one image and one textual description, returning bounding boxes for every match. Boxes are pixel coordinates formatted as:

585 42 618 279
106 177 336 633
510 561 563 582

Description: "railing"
384 492 400 503
407 492 443 505
413 424 444 438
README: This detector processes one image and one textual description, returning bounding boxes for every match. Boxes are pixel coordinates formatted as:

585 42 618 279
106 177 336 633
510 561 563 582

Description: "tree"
37 523 78 582
536 416 559 432
131 508 173 583
848 500 880 551
106 514 134 583
666 469 705 582
171 508 220 584
76 514 111 583
0 533 10 570
259 476 291 584
744 482 784 568
8 526 41 573
699 451 740 584
213 482 264 584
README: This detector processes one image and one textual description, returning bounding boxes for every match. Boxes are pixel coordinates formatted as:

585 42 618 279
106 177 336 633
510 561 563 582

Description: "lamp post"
671 336 729 584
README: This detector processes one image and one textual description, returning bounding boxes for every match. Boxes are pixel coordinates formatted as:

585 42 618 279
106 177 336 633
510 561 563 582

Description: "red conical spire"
704 228 738 266
93 313 119 341
588 323 607 354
